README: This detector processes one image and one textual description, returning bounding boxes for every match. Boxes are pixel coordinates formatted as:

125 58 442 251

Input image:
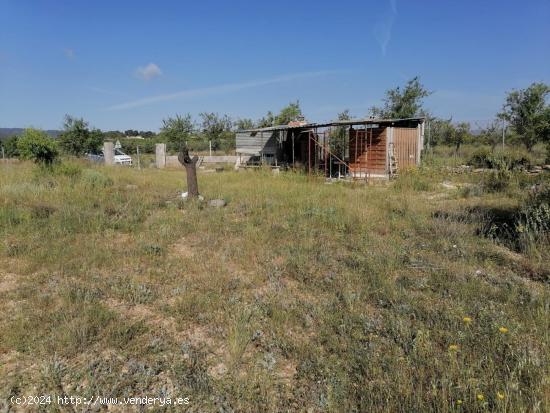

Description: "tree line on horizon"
2 78 549 164
0 103 304 159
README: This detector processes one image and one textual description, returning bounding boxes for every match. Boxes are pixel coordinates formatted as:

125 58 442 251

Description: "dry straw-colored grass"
0 159 548 412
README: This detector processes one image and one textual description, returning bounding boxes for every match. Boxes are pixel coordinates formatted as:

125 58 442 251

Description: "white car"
86 149 133 166
114 149 133 165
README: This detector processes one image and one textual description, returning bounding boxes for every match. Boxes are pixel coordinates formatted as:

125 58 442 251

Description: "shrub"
472 149 533 193
515 185 550 251
17 128 59 165
469 148 533 170
30 204 57 219
469 148 493 168
2 135 20 157
482 159 513 192
478 184 550 253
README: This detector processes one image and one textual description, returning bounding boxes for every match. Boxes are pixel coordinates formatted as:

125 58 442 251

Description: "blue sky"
1 0 549 131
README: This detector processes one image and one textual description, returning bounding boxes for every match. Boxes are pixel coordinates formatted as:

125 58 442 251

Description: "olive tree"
199 112 233 151
58 115 103 156
370 76 431 119
498 82 550 152
159 114 195 152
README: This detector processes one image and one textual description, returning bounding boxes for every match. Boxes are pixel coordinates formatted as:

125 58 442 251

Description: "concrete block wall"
155 147 249 169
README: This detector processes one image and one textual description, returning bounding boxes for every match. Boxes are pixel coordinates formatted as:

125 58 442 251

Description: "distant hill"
0 128 61 140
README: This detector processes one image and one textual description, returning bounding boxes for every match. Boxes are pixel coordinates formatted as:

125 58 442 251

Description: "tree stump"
178 146 199 198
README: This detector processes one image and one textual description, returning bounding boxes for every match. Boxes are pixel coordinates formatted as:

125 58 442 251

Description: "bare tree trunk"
178 146 199 198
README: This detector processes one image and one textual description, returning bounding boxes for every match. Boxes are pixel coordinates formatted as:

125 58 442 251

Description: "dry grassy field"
0 158 548 412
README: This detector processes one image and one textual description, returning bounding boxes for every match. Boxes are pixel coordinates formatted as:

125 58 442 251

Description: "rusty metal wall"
349 127 387 175
393 127 419 169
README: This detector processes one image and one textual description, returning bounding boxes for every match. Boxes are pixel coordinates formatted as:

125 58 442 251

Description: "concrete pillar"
155 143 166 169
104 142 114 165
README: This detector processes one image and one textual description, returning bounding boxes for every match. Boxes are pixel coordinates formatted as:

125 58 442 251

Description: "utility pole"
428 119 432 150
502 121 506 149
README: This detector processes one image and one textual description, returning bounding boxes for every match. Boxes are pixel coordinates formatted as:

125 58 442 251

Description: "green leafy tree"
58 115 103 156
159 114 195 152
479 121 506 149
426 117 454 147
435 121 470 153
453 122 472 153
199 112 233 150
256 102 303 128
103 130 125 140
498 82 550 152
2 135 20 157
139 131 157 138
370 76 431 119
17 128 58 165
235 118 255 130
257 111 275 128
275 101 303 125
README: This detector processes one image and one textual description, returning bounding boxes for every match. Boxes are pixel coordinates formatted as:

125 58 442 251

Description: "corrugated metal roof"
238 117 425 133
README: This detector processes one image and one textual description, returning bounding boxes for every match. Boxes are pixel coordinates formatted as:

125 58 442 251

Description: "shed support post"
292 133 295 168
308 132 311 174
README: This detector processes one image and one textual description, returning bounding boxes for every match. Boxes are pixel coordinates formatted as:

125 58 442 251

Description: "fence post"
136 146 141 170
155 143 166 169
104 142 114 165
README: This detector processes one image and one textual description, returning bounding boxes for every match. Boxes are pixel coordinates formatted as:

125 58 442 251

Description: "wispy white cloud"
107 70 340 111
64 48 75 59
135 63 162 80
373 0 397 56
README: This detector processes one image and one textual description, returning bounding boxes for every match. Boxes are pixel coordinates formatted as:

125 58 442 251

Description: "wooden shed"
236 117 425 178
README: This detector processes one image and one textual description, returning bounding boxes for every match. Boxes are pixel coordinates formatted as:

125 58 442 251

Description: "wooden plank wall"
349 128 386 174
393 127 418 168
236 131 277 155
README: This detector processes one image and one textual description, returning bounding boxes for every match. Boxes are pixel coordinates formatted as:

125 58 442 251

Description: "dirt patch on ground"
105 298 185 338
169 241 195 259
0 272 18 294
103 298 227 356
168 235 203 259
276 358 297 383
